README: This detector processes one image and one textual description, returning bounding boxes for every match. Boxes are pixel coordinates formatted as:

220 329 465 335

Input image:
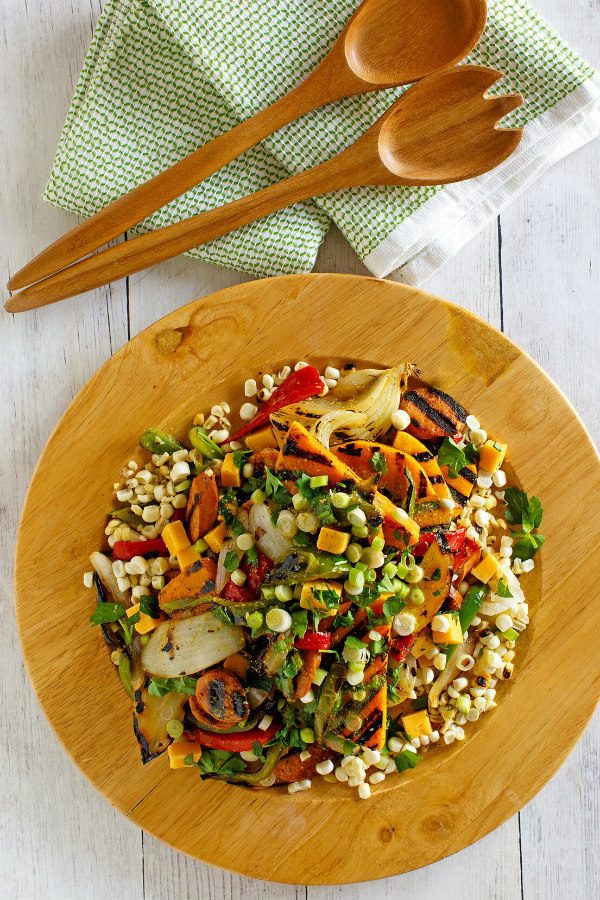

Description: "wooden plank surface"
0 0 598 897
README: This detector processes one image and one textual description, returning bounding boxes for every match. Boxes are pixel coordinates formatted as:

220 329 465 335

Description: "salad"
85 361 544 799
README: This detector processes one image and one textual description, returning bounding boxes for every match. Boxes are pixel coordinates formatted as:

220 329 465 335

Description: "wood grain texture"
7 0 487 292
13 273 600 884
1 0 599 896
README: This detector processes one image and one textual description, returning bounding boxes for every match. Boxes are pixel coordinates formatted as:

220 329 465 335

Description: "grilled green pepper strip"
139 429 183 455
188 426 224 460
324 732 360 756
218 743 285 785
314 660 346 743
118 654 134 699
110 507 144 526
265 551 350 586
187 712 259 734
447 584 488 659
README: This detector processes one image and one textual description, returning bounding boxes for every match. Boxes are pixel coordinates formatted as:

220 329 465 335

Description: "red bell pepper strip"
389 634 416 663
185 721 278 752
295 631 332 651
227 365 325 442
412 533 435 558
220 580 255 603
113 537 168 560
244 552 274 594
171 508 186 522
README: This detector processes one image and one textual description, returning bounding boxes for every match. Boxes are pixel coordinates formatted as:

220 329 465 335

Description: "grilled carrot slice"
158 558 216 610
274 746 333 783
295 650 321 699
193 669 249 726
186 472 219 541
401 385 467 441
332 440 436 502
276 421 358 484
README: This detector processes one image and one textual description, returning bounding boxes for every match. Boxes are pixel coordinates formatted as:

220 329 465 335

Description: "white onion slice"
141 612 245 677
249 502 292 562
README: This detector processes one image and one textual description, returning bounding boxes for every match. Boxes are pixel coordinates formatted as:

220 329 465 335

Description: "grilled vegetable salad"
85 362 543 799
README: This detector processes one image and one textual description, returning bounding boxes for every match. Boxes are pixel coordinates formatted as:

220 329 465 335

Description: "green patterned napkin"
45 0 599 281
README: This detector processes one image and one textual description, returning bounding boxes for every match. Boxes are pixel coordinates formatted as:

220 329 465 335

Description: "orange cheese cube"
431 612 463 644
220 453 241 488
177 544 201 570
162 520 190 555
126 602 163 635
316 527 350 555
478 440 507 474
472 553 500 584
204 520 227 553
401 710 433 739
167 741 201 769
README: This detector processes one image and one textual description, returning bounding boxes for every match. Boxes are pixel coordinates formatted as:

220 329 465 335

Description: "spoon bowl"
344 0 487 86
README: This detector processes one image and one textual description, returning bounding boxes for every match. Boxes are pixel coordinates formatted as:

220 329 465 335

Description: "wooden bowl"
15 274 600 884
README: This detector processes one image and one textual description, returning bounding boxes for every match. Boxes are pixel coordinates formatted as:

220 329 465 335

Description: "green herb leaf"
345 635 368 650
504 487 543 530
296 473 316 500
246 545 259 567
395 749 421 772
139 595 160 619
411 694 429 711
495 580 513 598
437 438 479 479
382 596 406 621
332 609 354 628
224 550 240 573
370 452 388 475
291 609 309 638
90 602 125 626
314 587 341 609
233 449 251 470
265 468 285 497
512 531 545 561
199 748 247 777
147 676 197 697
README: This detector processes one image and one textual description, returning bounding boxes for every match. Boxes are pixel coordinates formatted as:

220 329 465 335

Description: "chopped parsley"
90 602 125 626
147 676 197 697
503 487 545 559
395 749 421 772
370 451 388 475
437 437 479 478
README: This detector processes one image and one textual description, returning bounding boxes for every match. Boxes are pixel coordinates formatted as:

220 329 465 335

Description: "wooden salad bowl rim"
14 274 600 884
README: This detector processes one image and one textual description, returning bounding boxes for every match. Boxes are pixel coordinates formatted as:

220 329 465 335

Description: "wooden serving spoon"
5 66 522 313
8 0 487 292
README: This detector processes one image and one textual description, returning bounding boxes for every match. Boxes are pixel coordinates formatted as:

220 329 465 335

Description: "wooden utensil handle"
7 73 341 293
5 159 357 312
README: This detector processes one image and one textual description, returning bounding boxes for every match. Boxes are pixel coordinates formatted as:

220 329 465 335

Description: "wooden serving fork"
7 0 487 292
6 67 522 312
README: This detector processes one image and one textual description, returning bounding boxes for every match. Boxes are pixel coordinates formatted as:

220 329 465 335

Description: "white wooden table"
1 1 598 897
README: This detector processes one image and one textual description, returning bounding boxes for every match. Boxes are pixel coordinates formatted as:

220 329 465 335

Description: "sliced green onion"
246 611 263 630
393 580 410 600
167 718 184 739
383 562 398 578
355 561 368 572
312 668 327 686
251 488 266 504
292 492 309 510
500 627 519 642
365 568 377 583
396 561 409 580
274 584 293 603
331 492 350 509
348 568 365 588
193 538 208 554
352 524 369 539
404 553 416 570
345 543 362 563
348 661 365 675
409 587 425 605
300 727 315 744
371 536 385 552
309 475 329 489
261 587 276 601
